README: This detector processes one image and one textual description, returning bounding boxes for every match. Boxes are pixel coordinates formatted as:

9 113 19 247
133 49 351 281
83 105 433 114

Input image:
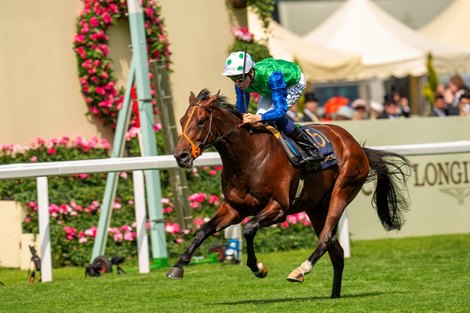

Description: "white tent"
248 12 362 82
303 0 470 79
420 0 470 50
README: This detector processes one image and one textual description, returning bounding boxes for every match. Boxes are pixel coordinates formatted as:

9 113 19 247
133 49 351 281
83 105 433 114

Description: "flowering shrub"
228 27 271 62
74 0 171 127
0 135 316 267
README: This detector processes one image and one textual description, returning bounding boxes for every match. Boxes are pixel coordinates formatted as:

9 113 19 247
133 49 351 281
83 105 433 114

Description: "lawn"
1 234 469 313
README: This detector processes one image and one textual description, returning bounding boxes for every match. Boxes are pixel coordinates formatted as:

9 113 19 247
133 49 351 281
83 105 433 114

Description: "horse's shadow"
209 292 382 306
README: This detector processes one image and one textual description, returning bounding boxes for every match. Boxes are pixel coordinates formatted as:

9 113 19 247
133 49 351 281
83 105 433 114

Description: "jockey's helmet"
221 51 255 76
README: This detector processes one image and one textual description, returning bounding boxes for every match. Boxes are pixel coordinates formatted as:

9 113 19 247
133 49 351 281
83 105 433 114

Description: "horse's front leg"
167 202 243 279
244 201 285 278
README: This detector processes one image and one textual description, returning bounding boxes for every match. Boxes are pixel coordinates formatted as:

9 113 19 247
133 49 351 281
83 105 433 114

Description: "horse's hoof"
253 262 268 278
287 269 304 283
167 266 184 279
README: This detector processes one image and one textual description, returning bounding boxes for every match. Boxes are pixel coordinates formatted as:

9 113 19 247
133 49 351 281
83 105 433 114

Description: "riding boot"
288 127 325 162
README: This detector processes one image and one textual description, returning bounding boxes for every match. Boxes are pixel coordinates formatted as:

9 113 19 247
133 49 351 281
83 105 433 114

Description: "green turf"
1 234 469 313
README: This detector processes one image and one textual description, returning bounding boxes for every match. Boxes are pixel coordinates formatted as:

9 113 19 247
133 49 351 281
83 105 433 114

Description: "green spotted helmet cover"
221 51 255 76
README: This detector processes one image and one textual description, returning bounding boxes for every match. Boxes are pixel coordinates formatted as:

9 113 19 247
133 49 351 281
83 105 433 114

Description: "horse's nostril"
175 152 190 164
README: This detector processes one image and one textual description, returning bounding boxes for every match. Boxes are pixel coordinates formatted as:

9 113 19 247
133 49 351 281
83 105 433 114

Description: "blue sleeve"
235 85 250 113
261 71 288 121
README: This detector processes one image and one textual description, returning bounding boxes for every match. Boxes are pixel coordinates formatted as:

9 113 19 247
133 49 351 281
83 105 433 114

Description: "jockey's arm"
235 85 250 113
260 71 288 121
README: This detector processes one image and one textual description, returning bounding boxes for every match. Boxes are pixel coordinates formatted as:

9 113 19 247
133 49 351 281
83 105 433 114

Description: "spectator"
335 106 354 121
323 95 349 121
378 95 401 119
430 93 449 117
391 88 410 117
448 74 467 111
302 92 321 123
369 100 384 120
458 89 470 116
351 99 369 120
398 97 411 118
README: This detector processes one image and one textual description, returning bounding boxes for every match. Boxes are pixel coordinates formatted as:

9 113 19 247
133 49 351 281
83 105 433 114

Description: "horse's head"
174 89 239 168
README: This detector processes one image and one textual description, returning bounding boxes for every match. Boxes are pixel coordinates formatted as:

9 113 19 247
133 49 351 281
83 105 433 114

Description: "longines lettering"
413 161 470 187
361 160 470 205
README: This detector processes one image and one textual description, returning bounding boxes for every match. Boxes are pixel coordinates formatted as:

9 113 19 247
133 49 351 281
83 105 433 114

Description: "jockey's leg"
282 120 325 162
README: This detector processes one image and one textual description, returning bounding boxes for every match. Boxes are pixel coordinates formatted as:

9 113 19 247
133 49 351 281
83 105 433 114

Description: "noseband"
181 101 242 159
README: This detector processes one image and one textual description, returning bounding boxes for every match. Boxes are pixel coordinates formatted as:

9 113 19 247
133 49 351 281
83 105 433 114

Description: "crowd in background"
288 74 470 123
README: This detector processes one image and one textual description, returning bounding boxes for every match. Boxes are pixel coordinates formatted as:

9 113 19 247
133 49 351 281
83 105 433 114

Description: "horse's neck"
214 125 271 175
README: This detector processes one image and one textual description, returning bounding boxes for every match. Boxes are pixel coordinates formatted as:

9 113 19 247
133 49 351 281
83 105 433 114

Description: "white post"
133 170 150 273
338 209 351 258
37 177 52 282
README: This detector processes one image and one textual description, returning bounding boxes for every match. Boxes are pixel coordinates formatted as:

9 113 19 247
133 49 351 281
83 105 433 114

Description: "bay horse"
168 89 412 298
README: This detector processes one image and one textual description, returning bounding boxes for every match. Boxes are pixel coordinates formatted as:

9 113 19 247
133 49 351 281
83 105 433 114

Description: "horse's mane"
196 88 269 134
196 89 243 118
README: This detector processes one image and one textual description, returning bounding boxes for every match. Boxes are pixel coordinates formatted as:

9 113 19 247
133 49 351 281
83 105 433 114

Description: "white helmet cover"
221 51 255 76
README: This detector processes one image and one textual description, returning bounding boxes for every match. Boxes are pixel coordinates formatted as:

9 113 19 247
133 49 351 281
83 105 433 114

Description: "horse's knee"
243 221 259 238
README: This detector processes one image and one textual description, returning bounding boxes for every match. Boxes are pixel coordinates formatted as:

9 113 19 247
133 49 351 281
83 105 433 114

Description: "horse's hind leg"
167 202 243 279
288 183 360 298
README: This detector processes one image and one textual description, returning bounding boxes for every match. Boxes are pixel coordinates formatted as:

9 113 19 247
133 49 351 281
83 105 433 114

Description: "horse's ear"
207 90 221 107
189 91 196 104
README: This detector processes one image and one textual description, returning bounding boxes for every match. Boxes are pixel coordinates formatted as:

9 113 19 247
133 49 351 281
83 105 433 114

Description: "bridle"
181 100 243 159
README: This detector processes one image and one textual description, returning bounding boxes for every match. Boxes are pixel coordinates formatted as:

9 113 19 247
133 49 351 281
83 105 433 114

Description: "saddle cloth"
265 125 338 171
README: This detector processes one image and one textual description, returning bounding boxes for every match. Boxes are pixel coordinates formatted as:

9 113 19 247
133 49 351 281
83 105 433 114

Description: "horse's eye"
197 119 206 128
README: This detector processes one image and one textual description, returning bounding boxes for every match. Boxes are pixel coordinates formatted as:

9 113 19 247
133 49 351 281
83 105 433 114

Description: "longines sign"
362 159 470 205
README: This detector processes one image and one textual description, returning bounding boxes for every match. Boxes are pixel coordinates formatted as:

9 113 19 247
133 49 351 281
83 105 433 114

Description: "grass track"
1 234 469 312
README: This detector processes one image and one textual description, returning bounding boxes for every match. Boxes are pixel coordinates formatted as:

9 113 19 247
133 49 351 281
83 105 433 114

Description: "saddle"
265 125 338 171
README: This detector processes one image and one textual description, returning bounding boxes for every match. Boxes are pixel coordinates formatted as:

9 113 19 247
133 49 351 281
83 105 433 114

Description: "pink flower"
101 138 110 149
36 137 46 145
74 34 85 43
164 223 181 233
234 27 254 42
90 16 99 27
102 12 112 24
119 225 132 232
77 173 90 179
281 221 289 229
287 214 298 225
60 136 70 145
113 232 123 242
209 195 219 205
24 217 31 223
79 237 88 244
124 231 133 241
47 147 56 155
64 226 76 235
84 226 97 237
209 169 217 176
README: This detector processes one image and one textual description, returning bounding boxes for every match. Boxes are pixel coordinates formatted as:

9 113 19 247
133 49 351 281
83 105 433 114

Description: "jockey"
222 51 324 162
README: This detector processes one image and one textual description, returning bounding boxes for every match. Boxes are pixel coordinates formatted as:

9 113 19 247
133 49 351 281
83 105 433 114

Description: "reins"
181 101 244 159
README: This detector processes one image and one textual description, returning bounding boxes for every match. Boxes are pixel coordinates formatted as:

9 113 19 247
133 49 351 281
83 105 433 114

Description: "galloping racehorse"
168 89 412 298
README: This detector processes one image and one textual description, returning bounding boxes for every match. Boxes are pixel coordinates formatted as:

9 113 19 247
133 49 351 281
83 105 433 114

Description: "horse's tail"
363 147 413 231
